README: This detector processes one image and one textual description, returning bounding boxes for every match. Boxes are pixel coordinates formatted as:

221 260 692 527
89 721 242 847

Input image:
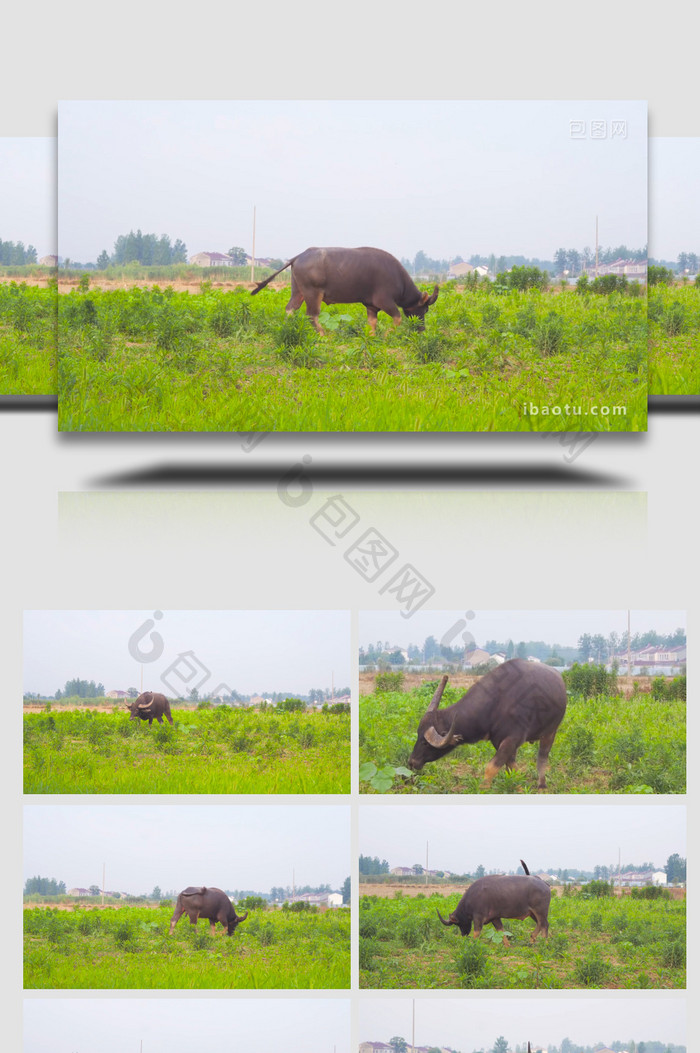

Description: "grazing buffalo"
169 887 249 936
437 860 551 945
251 246 439 333
408 659 567 790
125 691 173 726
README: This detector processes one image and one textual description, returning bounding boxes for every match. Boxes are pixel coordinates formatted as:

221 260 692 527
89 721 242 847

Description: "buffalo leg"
169 906 185 934
491 919 510 947
365 307 378 334
536 730 558 791
530 911 549 941
210 920 217 935
301 288 324 332
483 735 522 787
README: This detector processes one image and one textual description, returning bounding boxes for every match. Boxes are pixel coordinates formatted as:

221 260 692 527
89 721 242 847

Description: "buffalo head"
227 908 248 936
436 906 471 937
404 285 439 329
408 676 463 771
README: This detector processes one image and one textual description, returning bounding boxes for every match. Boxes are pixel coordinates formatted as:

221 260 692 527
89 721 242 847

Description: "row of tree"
0 238 38 265
360 627 686 669
27 679 350 703
96 230 188 268
384 1038 686 1053
578 628 686 663
25 876 352 904
361 855 686 882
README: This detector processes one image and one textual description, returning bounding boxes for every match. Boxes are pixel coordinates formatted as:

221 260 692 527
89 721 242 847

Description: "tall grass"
359 684 685 794
0 281 56 394
24 707 350 794
57 283 647 431
649 284 700 395
359 890 685 989
24 903 350 988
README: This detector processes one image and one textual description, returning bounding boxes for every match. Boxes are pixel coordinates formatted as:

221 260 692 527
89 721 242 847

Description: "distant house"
585 259 647 280
38 255 58 266
360 1043 393 1053
189 251 236 267
106 690 129 699
447 262 476 279
609 644 686 674
67 887 95 896
390 866 414 876
617 870 666 887
327 893 343 908
464 647 493 667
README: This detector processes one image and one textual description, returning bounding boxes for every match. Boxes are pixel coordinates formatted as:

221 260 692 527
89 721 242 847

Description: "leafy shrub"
574 952 610 986
564 663 617 698
662 939 686 967
581 880 613 898
648 265 675 286
533 312 566 354
455 939 490 985
375 672 405 692
630 885 668 900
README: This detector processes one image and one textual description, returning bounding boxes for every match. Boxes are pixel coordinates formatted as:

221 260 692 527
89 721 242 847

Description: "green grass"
359 890 685 988
649 284 700 395
57 282 647 431
24 902 350 988
0 282 56 395
359 685 685 794
24 707 350 794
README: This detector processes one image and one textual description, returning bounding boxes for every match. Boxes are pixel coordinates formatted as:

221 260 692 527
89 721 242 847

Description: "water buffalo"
125 691 173 726
408 659 567 790
251 246 439 334
437 860 551 945
169 887 249 936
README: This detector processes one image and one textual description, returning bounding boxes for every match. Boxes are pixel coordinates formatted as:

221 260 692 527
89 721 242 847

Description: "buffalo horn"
236 909 248 921
423 718 460 749
436 908 454 927
427 675 449 712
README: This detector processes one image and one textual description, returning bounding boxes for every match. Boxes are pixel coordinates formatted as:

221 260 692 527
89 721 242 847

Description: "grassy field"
24 705 350 794
649 284 700 395
359 684 685 794
57 280 647 431
359 889 685 989
0 280 56 395
24 901 350 988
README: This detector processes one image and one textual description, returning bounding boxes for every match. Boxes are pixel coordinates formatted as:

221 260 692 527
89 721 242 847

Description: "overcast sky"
23 609 350 696
650 136 700 259
360 997 686 1049
58 101 646 263
24 998 350 1053
0 137 54 256
359 609 686 651
360 804 685 873
24 804 349 893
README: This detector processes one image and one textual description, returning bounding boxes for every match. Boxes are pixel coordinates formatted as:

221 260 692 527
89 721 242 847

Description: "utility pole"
627 610 632 676
595 215 599 277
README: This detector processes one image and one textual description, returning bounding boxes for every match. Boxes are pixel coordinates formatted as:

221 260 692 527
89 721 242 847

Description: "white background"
2 1 697 1049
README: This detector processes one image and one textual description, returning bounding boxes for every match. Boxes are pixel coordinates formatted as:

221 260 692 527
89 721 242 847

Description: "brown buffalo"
125 691 173 726
169 887 249 936
437 861 551 945
408 659 567 790
251 246 439 333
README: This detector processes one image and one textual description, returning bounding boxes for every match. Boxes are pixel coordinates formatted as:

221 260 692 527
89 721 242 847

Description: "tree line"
0 238 38 265
360 855 686 883
360 627 685 669
95 229 188 268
